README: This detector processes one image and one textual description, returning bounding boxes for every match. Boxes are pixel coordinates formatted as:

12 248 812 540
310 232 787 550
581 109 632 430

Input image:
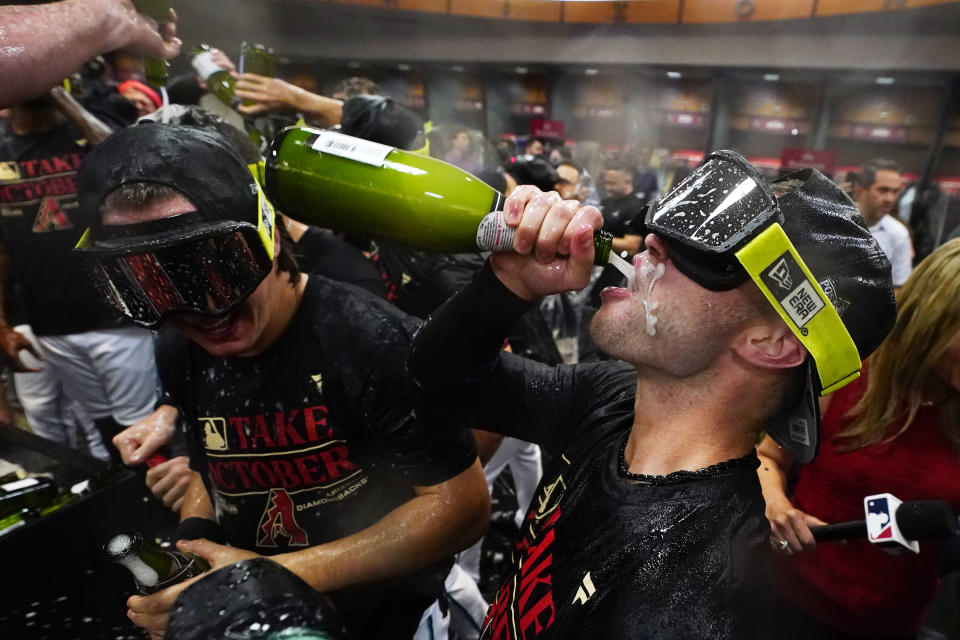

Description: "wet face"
933 332 960 394
856 169 902 224
120 87 158 118
102 195 281 358
590 234 757 376
603 169 633 199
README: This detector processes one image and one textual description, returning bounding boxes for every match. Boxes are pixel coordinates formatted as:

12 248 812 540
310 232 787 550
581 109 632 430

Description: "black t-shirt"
157 275 477 634
0 121 120 335
411 264 781 639
295 226 386 299
600 191 648 238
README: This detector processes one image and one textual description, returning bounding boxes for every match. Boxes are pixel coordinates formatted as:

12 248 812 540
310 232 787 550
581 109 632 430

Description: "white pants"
13 325 109 459
35 326 159 426
415 438 543 640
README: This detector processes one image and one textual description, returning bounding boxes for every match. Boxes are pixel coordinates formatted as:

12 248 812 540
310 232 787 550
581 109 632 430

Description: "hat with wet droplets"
640 150 896 462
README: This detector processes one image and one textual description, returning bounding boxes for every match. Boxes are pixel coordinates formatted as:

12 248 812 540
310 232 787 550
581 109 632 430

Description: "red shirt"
775 371 960 635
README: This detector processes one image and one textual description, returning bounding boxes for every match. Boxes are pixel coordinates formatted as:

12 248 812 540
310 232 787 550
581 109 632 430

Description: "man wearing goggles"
410 150 897 638
74 123 488 640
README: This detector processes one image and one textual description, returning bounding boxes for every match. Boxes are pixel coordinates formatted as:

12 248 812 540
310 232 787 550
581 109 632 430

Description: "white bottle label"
1 477 38 492
476 211 516 251
310 130 393 167
191 51 224 81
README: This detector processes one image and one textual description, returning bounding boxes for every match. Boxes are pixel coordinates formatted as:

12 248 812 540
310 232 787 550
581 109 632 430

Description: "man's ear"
734 322 807 371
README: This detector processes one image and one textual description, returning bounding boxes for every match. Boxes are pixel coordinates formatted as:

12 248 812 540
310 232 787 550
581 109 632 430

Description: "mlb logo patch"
866 496 894 541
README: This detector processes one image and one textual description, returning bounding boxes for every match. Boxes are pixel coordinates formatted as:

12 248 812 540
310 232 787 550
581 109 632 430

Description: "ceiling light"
397 64 411 71
876 77 895 85
515 66 528 74
666 71 682 79
763 73 780 82
585 68 599 76
451 65 464 72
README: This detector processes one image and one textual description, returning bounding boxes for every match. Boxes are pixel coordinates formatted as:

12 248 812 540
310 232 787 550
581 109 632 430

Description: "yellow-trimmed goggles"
75 171 277 329
643 150 860 395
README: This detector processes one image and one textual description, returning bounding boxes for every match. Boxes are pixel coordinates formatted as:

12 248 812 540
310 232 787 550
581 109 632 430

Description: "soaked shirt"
0 122 120 335
411 263 778 639
157 276 476 633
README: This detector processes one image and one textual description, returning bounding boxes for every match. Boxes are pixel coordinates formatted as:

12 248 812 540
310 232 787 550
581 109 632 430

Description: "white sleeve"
889 228 914 287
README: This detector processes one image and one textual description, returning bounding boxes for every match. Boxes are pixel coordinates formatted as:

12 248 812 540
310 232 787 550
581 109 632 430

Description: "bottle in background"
191 44 238 109
265 127 612 263
133 0 173 88
105 532 209 594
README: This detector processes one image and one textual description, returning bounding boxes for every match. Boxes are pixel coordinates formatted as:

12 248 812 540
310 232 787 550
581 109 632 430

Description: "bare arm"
275 459 489 592
757 433 826 555
234 74 343 126
0 0 180 108
127 460 488 639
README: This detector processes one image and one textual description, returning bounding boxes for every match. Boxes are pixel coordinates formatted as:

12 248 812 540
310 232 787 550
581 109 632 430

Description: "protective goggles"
642 150 861 396
76 173 276 328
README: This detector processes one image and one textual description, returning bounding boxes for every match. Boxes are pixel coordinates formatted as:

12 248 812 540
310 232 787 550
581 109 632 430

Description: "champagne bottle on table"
105 532 209 594
191 44 239 108
264 127 615 263
0 475 58 520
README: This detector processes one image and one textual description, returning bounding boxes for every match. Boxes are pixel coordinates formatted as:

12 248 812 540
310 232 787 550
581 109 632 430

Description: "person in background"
0 94 157 462
118 80 162 119
444 128 481 175
0 0 180 108
628 142 658 203
855 158 913 290
555 161 582 201
600 158 647 258
331 76 380 101
233 73 343 128
757 237 960 640
525 137 545 157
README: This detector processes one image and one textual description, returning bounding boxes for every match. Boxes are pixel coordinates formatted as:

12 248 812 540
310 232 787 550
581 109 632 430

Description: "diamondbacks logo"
257 488 309 547
202 417 229 451
31 197 73 232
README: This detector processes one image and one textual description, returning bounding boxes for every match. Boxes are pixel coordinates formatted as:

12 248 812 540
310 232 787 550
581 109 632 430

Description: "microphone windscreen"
896 500 959 540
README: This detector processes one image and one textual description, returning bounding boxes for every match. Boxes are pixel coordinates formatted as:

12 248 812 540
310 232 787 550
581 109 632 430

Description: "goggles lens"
91 230 269 327
646 152 779 254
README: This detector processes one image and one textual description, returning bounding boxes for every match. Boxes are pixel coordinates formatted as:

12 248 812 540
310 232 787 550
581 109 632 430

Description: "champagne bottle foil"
476 211 516 251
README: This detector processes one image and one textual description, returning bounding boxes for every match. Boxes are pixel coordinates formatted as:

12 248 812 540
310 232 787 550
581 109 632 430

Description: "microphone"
811 495 959 553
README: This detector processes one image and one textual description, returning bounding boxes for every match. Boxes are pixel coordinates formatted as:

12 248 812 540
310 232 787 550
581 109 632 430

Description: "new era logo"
572 572 597 606
767 258 793 291
789 417 810 446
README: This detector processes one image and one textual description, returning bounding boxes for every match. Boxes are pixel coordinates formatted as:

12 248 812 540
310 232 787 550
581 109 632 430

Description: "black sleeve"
410 261 629 453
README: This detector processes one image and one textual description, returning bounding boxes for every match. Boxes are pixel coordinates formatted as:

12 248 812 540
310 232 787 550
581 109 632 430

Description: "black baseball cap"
761 168 896 463
76 122 265 254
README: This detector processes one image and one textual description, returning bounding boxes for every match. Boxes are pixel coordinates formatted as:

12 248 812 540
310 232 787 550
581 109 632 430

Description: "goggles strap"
249 162 276 262
735 223 861 395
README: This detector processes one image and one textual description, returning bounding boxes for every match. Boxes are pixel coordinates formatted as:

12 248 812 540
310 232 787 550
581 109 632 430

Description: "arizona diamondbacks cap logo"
760 252 826 331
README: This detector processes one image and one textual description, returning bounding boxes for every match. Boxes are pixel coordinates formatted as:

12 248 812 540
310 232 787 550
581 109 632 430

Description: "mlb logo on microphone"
866 496 894 541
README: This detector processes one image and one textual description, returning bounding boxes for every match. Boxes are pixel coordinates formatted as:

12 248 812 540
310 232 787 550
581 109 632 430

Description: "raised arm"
0 0 181 108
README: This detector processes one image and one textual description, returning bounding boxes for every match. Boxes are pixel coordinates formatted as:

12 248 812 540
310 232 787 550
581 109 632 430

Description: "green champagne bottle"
0 475 58 520
264 126 613 263
191 44 239 108
105 532 210 595
132 0 172 88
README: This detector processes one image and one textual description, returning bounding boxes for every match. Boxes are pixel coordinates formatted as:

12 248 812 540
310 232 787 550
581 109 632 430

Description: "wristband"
175 517 227 544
